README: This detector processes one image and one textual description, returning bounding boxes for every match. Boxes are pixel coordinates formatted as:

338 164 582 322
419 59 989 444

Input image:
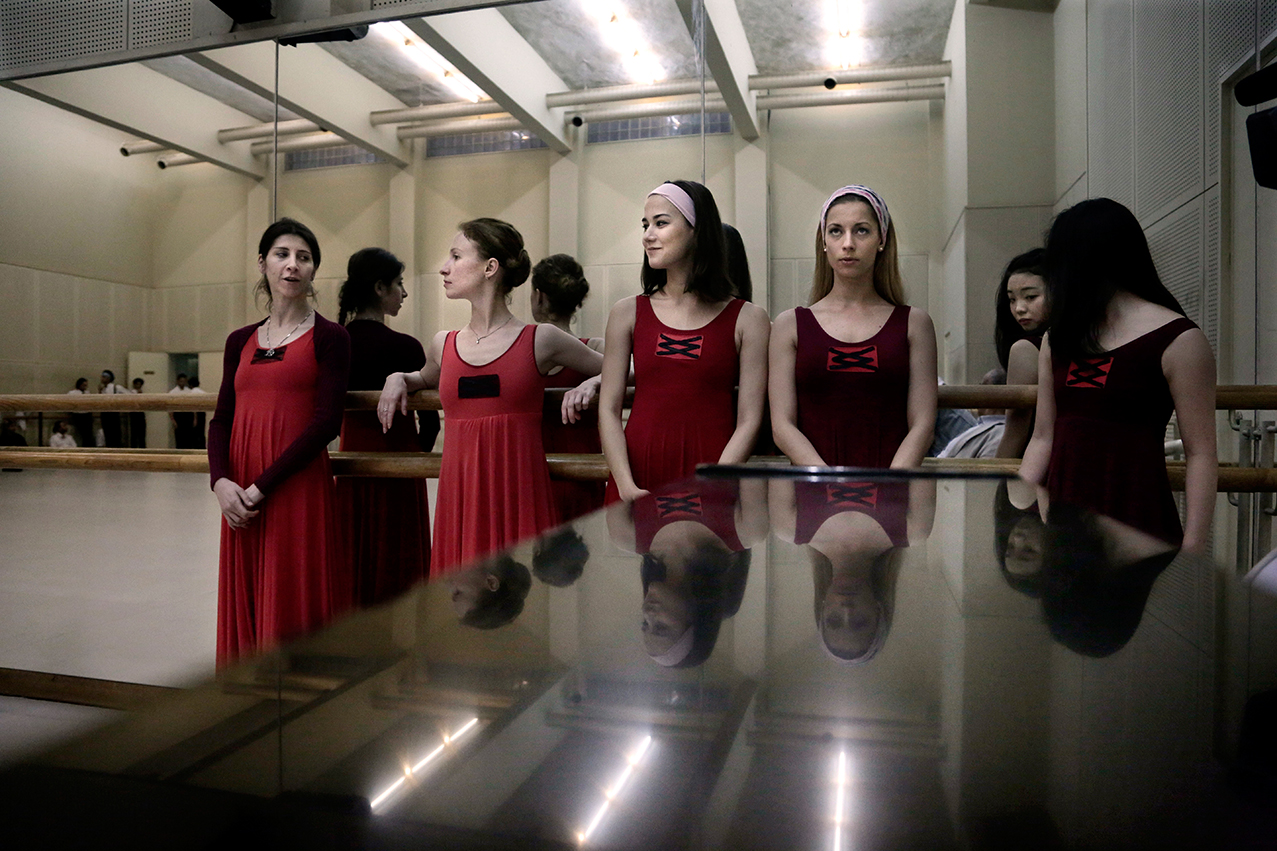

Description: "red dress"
1046 317 1196 545
794 305 911 467
606 297 745 502
336 320 436 607
793 479 910 547
542 340 605 522
433 325 559 574
210 320 351 666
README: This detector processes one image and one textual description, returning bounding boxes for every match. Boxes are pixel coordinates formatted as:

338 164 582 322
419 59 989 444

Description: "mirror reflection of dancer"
208 218 351 666
771 477 935 663
1020 199 1217 551
449 555 532 630
599 181 771 503
378 219 603 575
994 479 1047 597
994 249 1049 459
769 185 938 468
609 479 767 668
335 248 439 608
531 254 607 522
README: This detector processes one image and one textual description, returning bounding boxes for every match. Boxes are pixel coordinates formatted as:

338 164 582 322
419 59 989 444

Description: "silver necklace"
468 313 513 344
264 310 312 357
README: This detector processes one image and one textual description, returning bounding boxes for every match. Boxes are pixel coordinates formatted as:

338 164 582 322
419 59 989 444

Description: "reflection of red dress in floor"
336 320 437 607
209 317 351 666
433 325 559 575
1046 318 1196 545
606 296 744 502
542 340 605 522
633 479 745 553
794 305 910 467
792 479 910 547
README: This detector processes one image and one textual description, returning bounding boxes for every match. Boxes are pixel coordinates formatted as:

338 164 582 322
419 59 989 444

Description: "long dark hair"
994 248 1048 369
640 545 750 668
1044 198 1184 361
254 218 321 311
459 217 531 295
459 555 532 630
337 247 404 325
722 223 753 302
640 180 732 303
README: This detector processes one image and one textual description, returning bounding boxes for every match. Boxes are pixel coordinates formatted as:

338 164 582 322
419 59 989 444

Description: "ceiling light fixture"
576 735 653 845
581 1 665 84
828 0 865 69
830 749 854 851
375 21 487 103
369 717 481 812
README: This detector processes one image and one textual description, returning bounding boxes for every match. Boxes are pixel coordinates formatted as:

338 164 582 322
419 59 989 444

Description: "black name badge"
251 346 287 364
458 374 500 399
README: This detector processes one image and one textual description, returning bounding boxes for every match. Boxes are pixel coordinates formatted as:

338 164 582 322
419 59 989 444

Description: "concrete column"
733 132 769 305
547 125 582 257
388 141 419 339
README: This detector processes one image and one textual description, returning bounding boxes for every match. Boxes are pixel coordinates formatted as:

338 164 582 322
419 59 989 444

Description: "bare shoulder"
609 294 639 318
737 300 772 330
1164 325 1215 366
771 308 798 338
428 329 449 358
906 306 936 335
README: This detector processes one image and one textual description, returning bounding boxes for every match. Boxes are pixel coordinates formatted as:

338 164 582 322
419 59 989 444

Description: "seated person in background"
0 418 27 447
929 377 977 457
49 420 77 448
938 367 1007 459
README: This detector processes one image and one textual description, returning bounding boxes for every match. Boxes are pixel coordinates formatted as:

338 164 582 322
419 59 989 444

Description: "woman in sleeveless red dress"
600 180 771 503
334 248 439 608
608 478 766 668
1020 199 1217 551
994 248 1049 458
769 185 937 468
377 219 603 575
208 218 351 667
770 477 934 664
531 254 606 521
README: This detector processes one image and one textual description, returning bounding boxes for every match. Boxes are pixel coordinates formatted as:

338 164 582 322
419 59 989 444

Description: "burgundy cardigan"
207 312 351 495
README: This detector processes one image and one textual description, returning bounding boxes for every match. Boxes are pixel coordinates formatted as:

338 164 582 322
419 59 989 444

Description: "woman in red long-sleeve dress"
208 218 351 666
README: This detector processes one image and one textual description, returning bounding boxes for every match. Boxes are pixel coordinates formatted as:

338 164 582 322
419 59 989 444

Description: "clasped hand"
214 478 263 529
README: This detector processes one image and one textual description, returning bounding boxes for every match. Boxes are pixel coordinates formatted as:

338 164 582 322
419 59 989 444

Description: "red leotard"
794 305 911 467
1046 318 1197 545
433 325 558 574
606 296 745 502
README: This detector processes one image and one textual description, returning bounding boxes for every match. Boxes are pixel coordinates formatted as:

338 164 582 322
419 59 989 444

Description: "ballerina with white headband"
598 179 772 503
768 184 938 468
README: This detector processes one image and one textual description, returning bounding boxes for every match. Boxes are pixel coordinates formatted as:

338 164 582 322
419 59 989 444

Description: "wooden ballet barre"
0 448 1271 491
7 386 1277 413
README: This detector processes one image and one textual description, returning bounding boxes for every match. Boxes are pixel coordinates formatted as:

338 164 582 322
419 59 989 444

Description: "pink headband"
820 184 891 246
648 182 697 227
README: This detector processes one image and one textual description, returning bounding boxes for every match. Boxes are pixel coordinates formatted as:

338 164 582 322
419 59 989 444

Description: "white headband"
648 182 697 227
648 624 695 667
820 184 891 246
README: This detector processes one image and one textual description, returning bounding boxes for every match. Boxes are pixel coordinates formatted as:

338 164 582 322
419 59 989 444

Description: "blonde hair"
809 197 905 306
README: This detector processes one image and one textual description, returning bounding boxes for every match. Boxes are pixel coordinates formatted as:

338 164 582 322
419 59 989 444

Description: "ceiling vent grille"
129 0 192 50
0 0 127 70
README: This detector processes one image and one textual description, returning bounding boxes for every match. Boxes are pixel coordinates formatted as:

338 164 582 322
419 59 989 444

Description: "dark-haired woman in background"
769 185 937 468
335 247 440 608
1020 198 1216 551
449 554 532 630
531 254 606 522
378 219 603 574
600 180 771 502
994 248 1048 459
209 218 351 665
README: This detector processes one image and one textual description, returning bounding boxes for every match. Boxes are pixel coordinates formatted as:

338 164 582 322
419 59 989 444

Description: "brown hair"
458 217 532 295
809 193 905 306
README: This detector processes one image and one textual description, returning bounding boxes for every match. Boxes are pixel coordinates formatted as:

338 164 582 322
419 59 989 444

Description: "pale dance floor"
0 467 440 764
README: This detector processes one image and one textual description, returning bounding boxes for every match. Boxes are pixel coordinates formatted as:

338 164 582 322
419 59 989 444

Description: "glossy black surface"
4 469 1277 850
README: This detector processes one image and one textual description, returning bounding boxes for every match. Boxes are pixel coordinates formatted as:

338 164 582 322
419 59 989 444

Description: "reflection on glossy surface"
2 471 1274 849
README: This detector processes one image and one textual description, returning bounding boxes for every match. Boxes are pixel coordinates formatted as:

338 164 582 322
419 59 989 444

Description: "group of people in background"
46 371 204 449
206 182 1218 665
